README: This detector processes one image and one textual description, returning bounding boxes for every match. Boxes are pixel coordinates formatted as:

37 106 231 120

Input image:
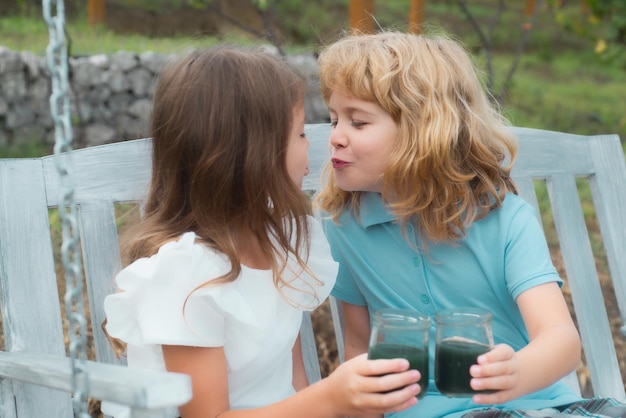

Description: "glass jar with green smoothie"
434 307 494 397
368 308 431 399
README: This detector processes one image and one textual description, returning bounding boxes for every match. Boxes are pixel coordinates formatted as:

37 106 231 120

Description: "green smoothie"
368 342 429 399
435 337 491 397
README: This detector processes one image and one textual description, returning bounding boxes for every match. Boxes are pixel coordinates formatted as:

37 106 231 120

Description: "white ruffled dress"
102 216 338 417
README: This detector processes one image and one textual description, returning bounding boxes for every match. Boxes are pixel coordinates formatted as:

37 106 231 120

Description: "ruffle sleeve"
104 232 235 347
279 216 339 310
105 216 339 352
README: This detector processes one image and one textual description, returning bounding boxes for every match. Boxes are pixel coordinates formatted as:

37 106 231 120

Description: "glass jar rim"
372 308 431 328
434 307 492 325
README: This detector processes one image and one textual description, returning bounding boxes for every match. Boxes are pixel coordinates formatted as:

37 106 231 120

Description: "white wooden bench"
0 124 624 417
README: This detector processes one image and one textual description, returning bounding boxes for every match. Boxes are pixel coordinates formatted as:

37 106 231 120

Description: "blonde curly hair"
315 31 518 243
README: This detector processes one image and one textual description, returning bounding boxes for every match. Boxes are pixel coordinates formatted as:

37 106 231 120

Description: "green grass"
1 3 624 143
0 15 270 56
0 140 50 158
495 52 626 138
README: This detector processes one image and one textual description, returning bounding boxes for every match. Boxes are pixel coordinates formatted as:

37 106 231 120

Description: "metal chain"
42 1 91 417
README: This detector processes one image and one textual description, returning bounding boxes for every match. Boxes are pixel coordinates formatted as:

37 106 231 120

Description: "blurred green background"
1 0 624 149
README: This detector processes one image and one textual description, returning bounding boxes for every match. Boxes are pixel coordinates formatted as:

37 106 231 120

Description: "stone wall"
0 47 328 149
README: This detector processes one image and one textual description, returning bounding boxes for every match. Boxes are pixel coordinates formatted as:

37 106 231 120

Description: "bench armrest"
0 351 191 410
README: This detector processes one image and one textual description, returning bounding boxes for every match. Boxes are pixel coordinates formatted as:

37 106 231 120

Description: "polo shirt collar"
359 192 397 228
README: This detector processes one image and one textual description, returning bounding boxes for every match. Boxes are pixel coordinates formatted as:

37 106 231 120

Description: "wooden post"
523 0 536 31
409 0 425 34
581 0 589 13
88 0 106 27
349 0 375 34
524 0 536 16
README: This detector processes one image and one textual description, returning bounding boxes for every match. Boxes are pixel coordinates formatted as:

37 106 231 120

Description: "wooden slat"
514 177 539 213
302 124 332 382
588 135 626 336
513 176 541 222
300 312 321 383
78 201 125 366
304 124 331 194
329 296 345 364
548 174 624 399
10 382 70 417
0 351 191 410
0 378 17 418
527 175 577 395
511 127 595 177
42 138 152 206
0 159 63 353
0 158 73 417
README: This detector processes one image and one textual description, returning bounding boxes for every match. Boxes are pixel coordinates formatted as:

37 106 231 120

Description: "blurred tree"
106 0 285 53
88 0 106 26
408 0 425 34
456 0 541 105
347 0 425 34
349 0 375 34
199 0 286 54
548 0 626 66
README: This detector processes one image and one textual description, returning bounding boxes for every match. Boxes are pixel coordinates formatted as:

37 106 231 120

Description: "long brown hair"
122 46 311 288
315 31 518 242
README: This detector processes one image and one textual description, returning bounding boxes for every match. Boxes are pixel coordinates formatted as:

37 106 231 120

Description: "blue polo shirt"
321 192 581 417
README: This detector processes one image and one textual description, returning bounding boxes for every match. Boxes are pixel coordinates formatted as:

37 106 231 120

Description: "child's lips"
331 158 349 169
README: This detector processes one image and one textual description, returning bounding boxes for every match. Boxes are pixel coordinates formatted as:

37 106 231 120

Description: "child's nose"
329 124 348 148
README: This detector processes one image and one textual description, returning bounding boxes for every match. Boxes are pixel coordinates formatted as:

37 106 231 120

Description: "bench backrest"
510 127 626 399
0 124 624 417
0 139 192 417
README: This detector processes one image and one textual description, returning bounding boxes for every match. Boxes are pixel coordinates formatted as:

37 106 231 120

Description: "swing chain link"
42 1 91 417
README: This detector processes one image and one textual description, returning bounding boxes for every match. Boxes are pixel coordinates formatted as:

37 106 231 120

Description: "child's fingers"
477 344 514 364
365 369 421 394
362 383 420 413
358 355 412 376
383 384 420 412
471 372 515 391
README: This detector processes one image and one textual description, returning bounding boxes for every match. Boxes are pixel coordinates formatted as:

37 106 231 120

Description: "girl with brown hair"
103 46 421 418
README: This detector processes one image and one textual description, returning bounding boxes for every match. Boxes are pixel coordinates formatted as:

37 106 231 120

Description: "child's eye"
330 120 338 128
300 132 307 139
351 120 367 128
